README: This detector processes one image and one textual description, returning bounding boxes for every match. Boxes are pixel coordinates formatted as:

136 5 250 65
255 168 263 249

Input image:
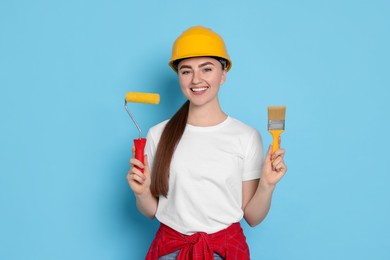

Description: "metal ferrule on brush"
268 120 285 130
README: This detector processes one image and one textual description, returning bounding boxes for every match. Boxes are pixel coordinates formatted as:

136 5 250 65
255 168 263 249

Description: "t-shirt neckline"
186 116 232 132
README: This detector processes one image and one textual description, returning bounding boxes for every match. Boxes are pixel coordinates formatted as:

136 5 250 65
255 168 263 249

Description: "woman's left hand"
260 145 287 189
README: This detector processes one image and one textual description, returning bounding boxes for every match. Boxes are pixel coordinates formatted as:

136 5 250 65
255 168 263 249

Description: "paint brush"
268 106 286 153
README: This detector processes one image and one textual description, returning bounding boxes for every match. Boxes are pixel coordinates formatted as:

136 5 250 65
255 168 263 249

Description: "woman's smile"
190 86 209 94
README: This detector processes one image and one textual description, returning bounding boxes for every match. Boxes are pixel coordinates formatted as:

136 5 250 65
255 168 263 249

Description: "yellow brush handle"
269 129 284 154
125 92 160 104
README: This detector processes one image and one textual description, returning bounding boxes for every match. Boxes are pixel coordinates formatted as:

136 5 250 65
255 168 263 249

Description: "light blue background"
1 0 389 259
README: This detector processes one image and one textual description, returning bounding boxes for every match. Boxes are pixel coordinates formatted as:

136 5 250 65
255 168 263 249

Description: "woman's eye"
181 70 191 75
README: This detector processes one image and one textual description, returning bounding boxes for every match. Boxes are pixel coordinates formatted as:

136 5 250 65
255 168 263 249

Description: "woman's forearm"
243 181 275 227
135 190 158 219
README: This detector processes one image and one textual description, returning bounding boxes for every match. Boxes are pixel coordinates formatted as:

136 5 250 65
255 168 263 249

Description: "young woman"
127 26 287 260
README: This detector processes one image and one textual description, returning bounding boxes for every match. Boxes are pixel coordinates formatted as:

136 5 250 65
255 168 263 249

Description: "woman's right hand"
127 146 151 196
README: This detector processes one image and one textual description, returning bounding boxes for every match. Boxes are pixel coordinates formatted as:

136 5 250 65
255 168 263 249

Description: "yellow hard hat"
169 26 232 72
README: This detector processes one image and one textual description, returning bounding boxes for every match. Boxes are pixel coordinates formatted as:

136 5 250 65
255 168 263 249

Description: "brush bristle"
268 106 286 120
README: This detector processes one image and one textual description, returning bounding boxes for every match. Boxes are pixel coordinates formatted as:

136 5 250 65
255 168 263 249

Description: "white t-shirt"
145 116 263 235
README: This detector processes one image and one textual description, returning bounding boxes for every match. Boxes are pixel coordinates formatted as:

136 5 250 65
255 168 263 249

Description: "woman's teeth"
191 87 208 92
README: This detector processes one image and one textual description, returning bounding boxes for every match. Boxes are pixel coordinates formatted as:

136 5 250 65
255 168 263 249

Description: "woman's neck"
187 102 227 127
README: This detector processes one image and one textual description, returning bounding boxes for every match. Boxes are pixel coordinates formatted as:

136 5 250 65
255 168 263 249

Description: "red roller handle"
134 138 146 173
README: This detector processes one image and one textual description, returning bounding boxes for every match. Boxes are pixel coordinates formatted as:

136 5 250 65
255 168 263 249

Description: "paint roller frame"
124 92 160 172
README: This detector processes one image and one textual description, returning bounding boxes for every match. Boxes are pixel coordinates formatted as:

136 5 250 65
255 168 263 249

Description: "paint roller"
124 92 160 172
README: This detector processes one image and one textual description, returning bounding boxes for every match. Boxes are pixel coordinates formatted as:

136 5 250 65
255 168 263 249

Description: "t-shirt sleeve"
145 129 157 170
242 129 264 181
144 120 168 171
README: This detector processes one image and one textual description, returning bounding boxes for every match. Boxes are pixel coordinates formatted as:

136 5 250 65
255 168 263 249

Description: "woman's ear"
220 69 227 85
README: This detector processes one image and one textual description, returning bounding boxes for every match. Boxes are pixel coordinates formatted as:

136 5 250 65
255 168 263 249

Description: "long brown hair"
150 100 189 198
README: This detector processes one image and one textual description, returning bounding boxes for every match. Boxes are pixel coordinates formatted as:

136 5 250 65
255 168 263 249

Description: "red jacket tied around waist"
145 222 250 260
